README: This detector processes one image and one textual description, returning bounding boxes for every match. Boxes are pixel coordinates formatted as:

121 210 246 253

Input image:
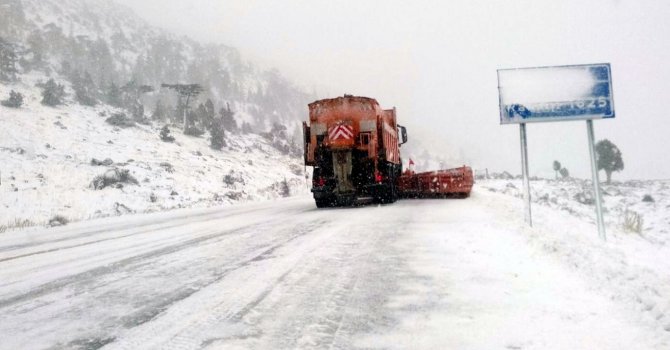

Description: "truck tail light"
313 177 326 187
375 171 383 183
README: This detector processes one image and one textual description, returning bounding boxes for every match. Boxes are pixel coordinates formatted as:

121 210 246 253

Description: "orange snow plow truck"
303 95 473 208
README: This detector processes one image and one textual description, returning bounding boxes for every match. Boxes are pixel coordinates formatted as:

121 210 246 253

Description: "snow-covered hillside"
0 0 319 229
0 75 308 230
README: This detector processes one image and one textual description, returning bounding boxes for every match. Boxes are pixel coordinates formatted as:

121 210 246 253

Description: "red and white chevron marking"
328 125 354 141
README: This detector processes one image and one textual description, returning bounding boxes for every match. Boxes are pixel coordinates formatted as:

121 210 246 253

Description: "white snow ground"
1 186 668 349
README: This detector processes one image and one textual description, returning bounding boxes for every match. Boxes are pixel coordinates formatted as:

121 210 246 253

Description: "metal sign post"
497 63 615 240
586 120 606 240
519 123 532 226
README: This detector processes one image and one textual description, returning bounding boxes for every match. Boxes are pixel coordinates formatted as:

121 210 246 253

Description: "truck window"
360 132 370 145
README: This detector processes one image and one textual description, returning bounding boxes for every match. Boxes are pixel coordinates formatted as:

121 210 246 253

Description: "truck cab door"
303 122 313 165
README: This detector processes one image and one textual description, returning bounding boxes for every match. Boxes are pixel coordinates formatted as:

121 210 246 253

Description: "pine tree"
26 30 46 69
106 82 122 107
72 70 98 106
210 117 226 150
595 139 624 184
41 79 66 106
0 38 19 81
220 103 237 132
559 167 570 179
204 99 215 129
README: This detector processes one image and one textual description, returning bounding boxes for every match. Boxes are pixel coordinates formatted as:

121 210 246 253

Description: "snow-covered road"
0 190 666 349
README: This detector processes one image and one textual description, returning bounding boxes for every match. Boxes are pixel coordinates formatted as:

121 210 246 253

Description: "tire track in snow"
0 208 313 309
0 204 303 258
103 216 338 350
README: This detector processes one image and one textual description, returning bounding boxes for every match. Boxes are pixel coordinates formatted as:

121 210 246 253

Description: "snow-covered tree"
106 82 122 107
552 160 561 180
71 70 98 106
160 125 175 142
209 117 226 150
220 103 237 133
595 139 624 184
0 38 18 81
40 79 66 106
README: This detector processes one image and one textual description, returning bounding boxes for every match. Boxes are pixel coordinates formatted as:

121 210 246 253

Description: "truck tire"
315 197 333 208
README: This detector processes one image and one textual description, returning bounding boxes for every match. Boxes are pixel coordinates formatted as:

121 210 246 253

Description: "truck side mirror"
399 125 408 144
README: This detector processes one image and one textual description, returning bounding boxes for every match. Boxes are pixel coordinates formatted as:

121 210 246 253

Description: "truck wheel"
315 198 333 208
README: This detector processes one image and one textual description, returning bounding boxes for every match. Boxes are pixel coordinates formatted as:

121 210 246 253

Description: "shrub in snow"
105 113 135 128
280 178 290 197
91 168 139 190
114 202 133 215
149 192 158 203
223 171 245 187
573 191 595 205
0 219 34 233
1 90 23 108
159 162 174 173
622 209 643 234
48 215 69 227
642 194 655 203
40 79 66 106
91 158 114 166
226 191 244 200
160 125 175 142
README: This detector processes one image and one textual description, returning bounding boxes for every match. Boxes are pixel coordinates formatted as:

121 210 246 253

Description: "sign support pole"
519 123 532 227
586 120 606 240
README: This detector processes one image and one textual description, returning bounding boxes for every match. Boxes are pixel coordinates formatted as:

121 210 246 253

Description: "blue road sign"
497 63 615 124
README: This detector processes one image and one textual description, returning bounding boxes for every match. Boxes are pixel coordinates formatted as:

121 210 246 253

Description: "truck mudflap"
397 166 474 198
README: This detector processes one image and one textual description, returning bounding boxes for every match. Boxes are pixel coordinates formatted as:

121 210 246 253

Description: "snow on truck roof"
308 96 383 118
309 95 379 109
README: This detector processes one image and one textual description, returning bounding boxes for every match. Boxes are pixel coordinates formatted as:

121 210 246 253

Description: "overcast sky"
116 0 670 180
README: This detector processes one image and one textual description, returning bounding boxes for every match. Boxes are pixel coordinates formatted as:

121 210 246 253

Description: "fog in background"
116 0 670 180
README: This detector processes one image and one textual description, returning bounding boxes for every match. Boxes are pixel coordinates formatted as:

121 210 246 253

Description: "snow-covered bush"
40 79 66 106
159 162 174 173
160 125 175 142
642 194 655 203
91 168 139 190
1 90 23 108
223 171 245 187
91 158 114 166
105 113 135 128
48 215 69 227
622 209 643 234
573 190 595 205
